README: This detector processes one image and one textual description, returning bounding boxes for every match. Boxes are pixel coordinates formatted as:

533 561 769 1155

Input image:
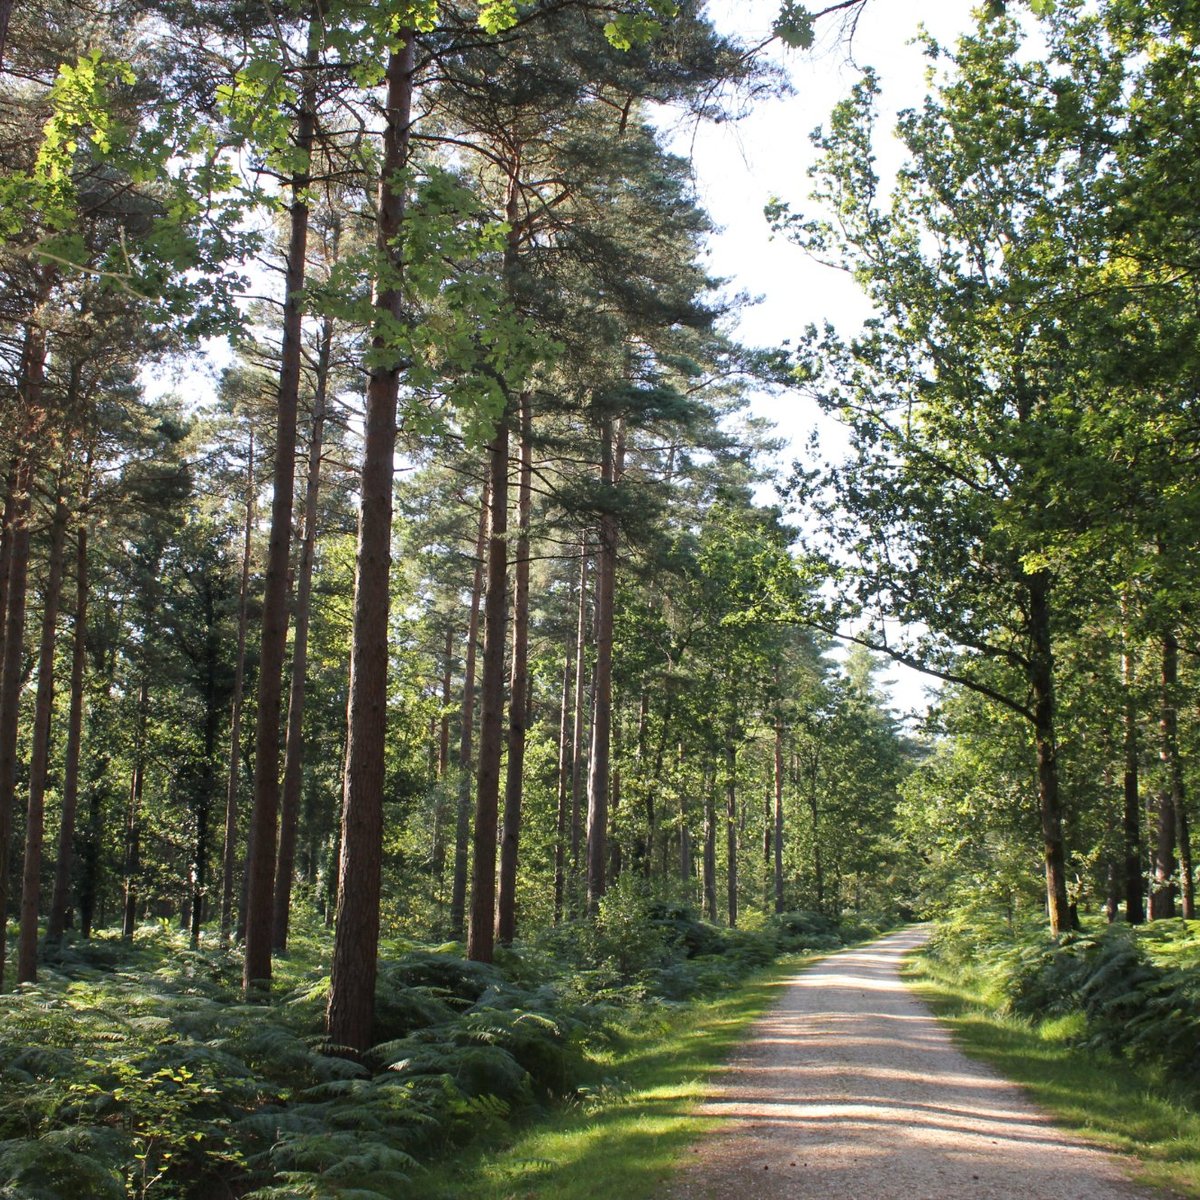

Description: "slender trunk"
16 488 68 980
569 537 589 897
450 480 488 939
679 742 691 883
586 419 622 912
438 626 452 778
702 766 717 921
725 719 738 928
1151 630 1187 919
553 636 572 924
272 310 332 953
0 326 44 988
773 712 785 915
47 526 89 942
1121 640 1144 924
496 392 531 947
221 433 255 944
808 757 823 912
244 24 320 996
0 463 14 674
327 33 416 1054
467 417 509 963
1026 571 1074 935
121 675 150 938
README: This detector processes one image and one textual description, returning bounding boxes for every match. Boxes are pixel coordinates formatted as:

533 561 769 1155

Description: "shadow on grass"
908 964 1200 1199
418 960 809 1200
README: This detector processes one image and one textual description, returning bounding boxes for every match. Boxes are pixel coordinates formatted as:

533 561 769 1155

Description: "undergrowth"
0 896 886 1199
913 914 1200 1197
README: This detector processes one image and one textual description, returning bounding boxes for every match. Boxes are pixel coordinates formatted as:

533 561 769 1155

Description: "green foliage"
925 918 1200 1093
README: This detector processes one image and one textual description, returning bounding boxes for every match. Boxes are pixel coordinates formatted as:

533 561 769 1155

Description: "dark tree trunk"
569 537 589 901
702 766 717 922
48 526 89 942
553 635 572 924
1121 642 1144 924
121 676 150 939
1160 632 1194 920
586 418 622 912
1026 571 1075 935
221 433 255 944
272 311 332 953
450 480 488 939
243 25 320 996
496 392 531 947
467 417 509 964
725 722 738 928
773 712 785 915
17 487 68 981
327 33 416 1055
0 344 42 988
1151 631 1187 919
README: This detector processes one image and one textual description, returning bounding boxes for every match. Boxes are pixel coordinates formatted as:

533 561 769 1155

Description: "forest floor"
663 926 1158 1200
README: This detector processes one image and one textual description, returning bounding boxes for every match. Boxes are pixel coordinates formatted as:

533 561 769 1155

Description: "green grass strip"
905 952 1200 1199
418 954 813 1200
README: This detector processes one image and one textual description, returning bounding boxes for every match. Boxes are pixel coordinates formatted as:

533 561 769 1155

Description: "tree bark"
450 480 488 939
221 432 255 944
326 33 416 1054
16 486 68 981
1025 571 1075 935
1121 639 1144 923
0 324 44 989
553 634 572 924
272 309 332 953
586 417 623 912
774 711 785 915
1161 632 1194 921
702 765 717 921
570 536 589 903
725 718 738 928
1151 631 1188 919
467 417 509 963
121 675 150 939
496 392 532 947
47 525 88 942
243 23 320 996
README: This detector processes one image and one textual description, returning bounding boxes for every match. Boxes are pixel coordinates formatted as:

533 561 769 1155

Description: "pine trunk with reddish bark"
450 481 488 939
496 393 532 947
326 34 416 1055
467 419 509 964
272 311 332 953
221 433 255 944
243 25 320 995
47 526 89 942
16 487 68 981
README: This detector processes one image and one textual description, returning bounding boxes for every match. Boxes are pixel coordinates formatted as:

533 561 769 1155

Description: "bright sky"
671 0 981 716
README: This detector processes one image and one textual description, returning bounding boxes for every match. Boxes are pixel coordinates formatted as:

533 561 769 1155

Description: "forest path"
664 926 1153 1199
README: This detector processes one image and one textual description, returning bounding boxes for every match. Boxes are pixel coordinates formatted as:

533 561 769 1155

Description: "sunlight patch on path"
665 927 1153 1200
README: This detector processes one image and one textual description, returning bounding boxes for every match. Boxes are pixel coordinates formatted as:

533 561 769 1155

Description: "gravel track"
665 926 1154 1199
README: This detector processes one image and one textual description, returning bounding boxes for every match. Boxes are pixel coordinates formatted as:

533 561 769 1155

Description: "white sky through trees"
675 0 978 717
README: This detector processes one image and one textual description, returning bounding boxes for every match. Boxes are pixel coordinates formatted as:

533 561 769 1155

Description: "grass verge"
904 950 1200 1198
417 953 814 1200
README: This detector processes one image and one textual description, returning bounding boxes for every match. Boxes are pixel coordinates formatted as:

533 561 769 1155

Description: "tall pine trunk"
121 675 150 938
467 416 509 963
725 716 738 928
326 33 416 1054
272 310 332 953
450 480 488 938
773 711 785 914
586 417 622 912
569 537 589 903
47 525 88 942
1026 570 1075 935
1121 638 1144 923
16 486 68 981
553 634 572 923
221 432 255 944
0 323 44 989
243 24 320 995
496 392 532 947
702 765 717 921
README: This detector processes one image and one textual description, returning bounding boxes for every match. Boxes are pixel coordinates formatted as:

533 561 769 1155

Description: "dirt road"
666 926 1152 1199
